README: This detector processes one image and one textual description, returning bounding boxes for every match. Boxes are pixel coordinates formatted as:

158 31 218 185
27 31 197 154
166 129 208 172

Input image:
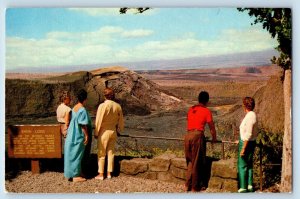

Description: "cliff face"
253 72 284 133
5 67 183 118
221 71 284 134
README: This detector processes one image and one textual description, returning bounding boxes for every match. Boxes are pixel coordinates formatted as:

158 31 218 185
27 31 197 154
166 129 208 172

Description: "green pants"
238 139 256 190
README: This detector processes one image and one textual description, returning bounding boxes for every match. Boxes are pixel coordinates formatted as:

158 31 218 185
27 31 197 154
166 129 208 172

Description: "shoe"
95 175 104 180
248 185 254 192
107 175 112 179
238 188 248 193
73 177 86 182
184 186 190 192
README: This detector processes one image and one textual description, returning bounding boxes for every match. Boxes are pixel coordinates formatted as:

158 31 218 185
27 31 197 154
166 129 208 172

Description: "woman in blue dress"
64 89 91 182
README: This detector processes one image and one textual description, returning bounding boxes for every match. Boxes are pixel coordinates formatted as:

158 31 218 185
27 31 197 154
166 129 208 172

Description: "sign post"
7 125 61 174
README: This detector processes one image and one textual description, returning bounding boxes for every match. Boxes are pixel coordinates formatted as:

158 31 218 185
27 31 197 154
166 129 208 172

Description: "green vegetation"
253 130 283 190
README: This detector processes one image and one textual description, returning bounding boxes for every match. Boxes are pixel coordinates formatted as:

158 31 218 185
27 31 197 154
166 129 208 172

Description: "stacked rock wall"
120 153 186 184
119 153 238 192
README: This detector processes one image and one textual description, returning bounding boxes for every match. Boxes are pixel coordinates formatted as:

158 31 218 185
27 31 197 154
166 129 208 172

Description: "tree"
238 8 292 192
119 8 151 14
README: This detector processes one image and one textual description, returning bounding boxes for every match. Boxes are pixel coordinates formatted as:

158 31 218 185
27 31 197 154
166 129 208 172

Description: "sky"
5 8 278 71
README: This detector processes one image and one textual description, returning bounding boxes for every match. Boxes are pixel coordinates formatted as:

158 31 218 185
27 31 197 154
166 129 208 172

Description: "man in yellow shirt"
94 88 124 180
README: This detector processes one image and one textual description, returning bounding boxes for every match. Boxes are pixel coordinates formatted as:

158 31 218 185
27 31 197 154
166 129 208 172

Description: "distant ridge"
6 49 278 73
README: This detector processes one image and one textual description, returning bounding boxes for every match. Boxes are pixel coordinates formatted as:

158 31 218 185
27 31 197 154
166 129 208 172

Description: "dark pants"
81 129 93 177
184 131 206 191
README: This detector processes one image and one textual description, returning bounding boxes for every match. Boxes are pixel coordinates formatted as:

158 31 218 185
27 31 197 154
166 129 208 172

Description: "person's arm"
81 125 89 145
208 121 217 142
95 104 105 139
240 141 249 157
116 107 124 136
77 108 90 145
207 110 217 142
64 110 71 128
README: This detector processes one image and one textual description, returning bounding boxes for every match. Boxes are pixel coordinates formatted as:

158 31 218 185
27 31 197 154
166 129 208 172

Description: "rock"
208 176 223 189
223 178 238 192
157 172 184 184
208 158 238 192
149 153 176 172
169 165 186 180
136 171 157 180
211 158 237 179
208 176 238 192
120 158 150 175
5 66 183 118
171 158 187 169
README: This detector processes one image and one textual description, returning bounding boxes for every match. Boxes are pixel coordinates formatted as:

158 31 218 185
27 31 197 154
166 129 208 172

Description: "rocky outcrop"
87 67 182 115
5 66 183 118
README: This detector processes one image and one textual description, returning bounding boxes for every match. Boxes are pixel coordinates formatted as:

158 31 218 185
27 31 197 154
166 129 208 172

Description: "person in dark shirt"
184 91 217 192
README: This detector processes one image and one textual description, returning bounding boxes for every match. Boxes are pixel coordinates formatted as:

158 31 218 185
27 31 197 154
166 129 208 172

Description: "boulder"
120 158 150 175
136 171 157 180
149 153 176 172
157 172 184 184
208 176 238 192
208 158 238 192
169 165 186 180
171 158 187 169
211 158 237 179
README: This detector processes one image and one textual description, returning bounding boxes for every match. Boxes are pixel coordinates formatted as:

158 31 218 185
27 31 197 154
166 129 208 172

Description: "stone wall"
120 153 186 184
119 153 238 192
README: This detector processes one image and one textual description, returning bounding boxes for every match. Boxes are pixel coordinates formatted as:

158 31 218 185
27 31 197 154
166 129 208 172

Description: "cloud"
129 26 277 61
6 26 277 70
68 8 121 16
6 26 154 69
122 29 154 38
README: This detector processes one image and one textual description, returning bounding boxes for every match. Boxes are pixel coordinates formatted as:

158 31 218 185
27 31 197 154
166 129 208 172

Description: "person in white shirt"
238 97 258 193
56 91 71 138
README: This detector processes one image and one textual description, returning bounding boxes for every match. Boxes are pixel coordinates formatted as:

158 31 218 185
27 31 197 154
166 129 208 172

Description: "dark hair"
104 87 115 100
243 97 255 111
198 91 209 105
77 89 88 103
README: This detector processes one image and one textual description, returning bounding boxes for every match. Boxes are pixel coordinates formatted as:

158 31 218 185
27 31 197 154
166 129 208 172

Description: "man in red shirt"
185 91 217 192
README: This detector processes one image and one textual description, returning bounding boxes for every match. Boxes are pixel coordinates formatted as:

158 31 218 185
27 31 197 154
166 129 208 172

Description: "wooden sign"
8 125 61 158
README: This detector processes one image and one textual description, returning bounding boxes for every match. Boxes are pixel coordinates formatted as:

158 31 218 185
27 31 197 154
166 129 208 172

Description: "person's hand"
240 148 245 157
211 137 217 150
84 135 88 145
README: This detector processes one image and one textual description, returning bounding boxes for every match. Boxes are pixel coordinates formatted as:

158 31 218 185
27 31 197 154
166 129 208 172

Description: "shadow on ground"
5 153 134 181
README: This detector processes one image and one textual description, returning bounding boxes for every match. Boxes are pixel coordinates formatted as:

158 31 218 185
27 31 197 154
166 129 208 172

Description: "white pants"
97 130 117 173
